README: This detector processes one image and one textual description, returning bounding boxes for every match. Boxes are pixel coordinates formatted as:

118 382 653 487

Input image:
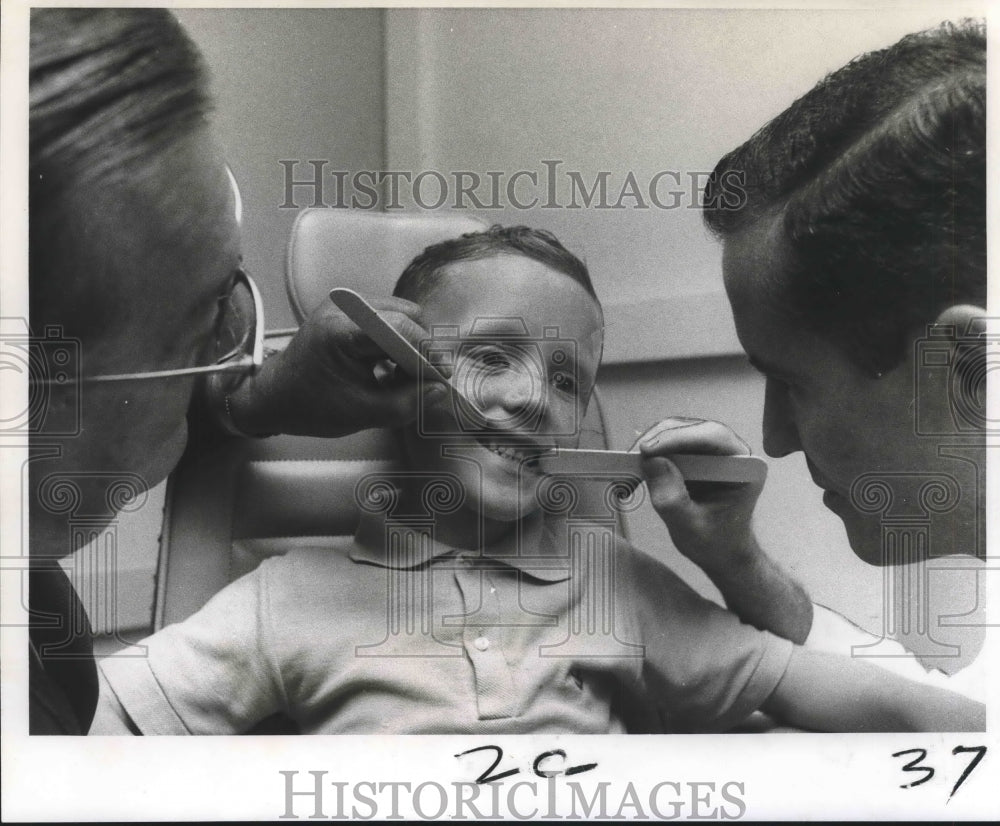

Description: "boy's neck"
397 484 517 551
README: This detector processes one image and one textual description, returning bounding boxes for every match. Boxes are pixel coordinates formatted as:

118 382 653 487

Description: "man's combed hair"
29 9 212 340
30 9 210 195
394 225 600 309
703 20 985 374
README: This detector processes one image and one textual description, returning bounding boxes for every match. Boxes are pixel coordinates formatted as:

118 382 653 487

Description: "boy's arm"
91 561 283 735
88 670 141 734
762 646 986 732
634 417 812 643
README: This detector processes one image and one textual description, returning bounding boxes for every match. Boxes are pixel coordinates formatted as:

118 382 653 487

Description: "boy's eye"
481 351 513 370
551 371 577 394
465 345 517 373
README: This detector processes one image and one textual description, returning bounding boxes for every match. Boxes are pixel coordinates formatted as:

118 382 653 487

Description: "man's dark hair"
394 224 600 311
702 20 985 374
29 9 212 341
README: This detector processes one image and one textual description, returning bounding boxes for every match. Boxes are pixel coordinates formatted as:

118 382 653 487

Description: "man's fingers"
641 455 692 514
320 295 458 381
637 418 751 457
364 380 448 427
336 309 435 367
628 416 703 452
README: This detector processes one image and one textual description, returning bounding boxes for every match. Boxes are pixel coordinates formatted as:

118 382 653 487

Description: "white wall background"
384 7 969 304
176 8 387 331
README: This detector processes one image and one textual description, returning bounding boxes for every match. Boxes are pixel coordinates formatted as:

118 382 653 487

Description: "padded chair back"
155 210 618 632
285 210 489 323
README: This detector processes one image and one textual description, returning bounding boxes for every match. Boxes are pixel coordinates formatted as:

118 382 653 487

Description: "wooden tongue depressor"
329 287 480 411
536 449 767 484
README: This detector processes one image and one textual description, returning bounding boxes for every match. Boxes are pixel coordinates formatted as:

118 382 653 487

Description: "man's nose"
762 378 801 458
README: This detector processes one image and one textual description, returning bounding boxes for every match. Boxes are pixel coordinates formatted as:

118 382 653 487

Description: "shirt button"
473 636 490 651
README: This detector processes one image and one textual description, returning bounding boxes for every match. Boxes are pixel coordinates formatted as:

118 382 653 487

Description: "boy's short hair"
393 224 600 311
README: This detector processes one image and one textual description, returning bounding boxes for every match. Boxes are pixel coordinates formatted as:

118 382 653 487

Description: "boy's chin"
475 487 542 523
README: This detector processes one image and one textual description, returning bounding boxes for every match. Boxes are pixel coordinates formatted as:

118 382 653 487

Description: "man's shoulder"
30 651 89 735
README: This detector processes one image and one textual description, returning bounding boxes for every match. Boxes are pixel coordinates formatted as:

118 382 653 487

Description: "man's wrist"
209 350 282 438
225 384 278 438
695 532 762 581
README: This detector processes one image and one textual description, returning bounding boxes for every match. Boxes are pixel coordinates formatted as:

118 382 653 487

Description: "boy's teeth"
480 439 541 469
485 440 522 461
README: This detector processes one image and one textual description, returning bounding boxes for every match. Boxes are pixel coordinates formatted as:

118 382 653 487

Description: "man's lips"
806 459 842 496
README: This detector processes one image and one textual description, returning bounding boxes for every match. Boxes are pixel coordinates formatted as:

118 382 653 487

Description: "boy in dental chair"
92 226 982 734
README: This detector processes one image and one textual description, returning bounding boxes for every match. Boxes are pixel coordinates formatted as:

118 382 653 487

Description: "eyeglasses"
34 268 266 386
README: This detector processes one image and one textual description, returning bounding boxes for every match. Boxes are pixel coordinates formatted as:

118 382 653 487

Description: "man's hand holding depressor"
632 417 766 575
225 295 447 438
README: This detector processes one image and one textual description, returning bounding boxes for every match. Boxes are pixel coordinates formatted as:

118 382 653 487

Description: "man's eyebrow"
746 354 789 377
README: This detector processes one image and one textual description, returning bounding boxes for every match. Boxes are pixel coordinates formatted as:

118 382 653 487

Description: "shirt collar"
350 508 574 582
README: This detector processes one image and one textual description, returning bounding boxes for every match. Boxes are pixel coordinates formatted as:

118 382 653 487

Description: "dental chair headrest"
286 209 489 321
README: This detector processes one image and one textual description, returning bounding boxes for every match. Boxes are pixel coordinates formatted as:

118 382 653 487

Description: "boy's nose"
464 354 548 430
480 370 542 416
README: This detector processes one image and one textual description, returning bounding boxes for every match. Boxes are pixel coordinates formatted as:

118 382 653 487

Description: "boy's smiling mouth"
476 434 552 471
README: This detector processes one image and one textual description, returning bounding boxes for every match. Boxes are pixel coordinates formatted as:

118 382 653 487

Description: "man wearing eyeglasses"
27 9 442 734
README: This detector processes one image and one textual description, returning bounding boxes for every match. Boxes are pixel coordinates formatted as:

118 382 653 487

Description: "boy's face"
401 252 603 524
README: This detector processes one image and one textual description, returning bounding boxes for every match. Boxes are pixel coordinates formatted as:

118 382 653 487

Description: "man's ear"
922 304 988 435
933 304 987 337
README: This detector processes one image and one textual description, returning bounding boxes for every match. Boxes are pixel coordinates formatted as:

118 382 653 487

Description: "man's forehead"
722 212 790 289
